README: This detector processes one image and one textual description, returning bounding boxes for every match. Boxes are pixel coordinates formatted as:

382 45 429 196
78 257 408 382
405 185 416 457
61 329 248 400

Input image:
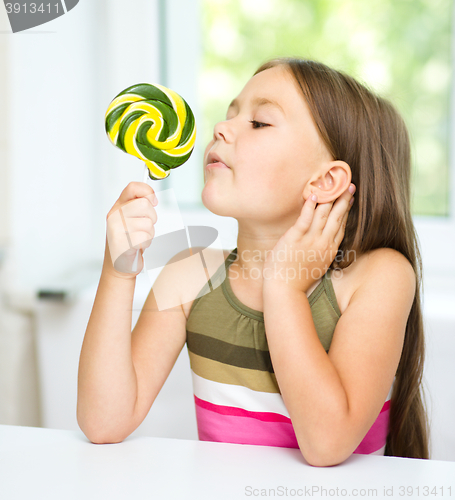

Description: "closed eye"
249 120 270 129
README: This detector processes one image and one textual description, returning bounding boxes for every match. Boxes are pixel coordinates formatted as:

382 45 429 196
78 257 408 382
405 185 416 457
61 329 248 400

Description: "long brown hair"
254 57 430 459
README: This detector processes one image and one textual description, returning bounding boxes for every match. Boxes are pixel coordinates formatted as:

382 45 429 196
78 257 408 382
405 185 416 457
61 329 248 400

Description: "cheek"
245 142 281 175
237 136 304 191
264 155 306 205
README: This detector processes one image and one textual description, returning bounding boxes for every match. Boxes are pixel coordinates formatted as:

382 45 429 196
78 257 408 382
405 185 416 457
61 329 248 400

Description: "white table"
1 425 454 499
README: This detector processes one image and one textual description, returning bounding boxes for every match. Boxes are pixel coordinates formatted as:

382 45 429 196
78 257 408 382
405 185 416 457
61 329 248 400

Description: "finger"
333 198 353 246
122 216 156 239
292 193 318 234
121 196 157 221
121 202 157 244
118 182 158 206
322 186 354 239
309 200 335 234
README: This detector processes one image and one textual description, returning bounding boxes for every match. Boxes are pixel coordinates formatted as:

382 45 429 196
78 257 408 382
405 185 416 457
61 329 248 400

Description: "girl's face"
202 65 334 221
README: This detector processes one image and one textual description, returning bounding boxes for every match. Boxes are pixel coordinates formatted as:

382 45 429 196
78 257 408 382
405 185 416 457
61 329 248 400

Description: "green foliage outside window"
199 0 452 216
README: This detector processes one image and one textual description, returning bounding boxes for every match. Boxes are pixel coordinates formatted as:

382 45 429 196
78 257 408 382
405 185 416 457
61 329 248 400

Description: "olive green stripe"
187 330 274 373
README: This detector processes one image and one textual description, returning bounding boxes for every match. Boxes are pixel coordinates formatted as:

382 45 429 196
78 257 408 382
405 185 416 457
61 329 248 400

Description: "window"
166 0 455 279
199 0 452 217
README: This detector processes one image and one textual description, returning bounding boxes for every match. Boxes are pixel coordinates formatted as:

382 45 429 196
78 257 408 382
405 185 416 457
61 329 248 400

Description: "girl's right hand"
105 182 158 278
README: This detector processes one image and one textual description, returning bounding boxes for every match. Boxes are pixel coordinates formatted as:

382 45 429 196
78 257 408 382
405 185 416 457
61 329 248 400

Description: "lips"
206 151 230 169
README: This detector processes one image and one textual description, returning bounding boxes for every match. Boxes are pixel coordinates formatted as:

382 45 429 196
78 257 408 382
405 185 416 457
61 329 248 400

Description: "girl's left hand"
263 184 356 293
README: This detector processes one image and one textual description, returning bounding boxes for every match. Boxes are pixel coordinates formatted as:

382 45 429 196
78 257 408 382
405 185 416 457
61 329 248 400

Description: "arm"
77 182 188 443
77 241 188 443
77 241 139 443
263 248 416 466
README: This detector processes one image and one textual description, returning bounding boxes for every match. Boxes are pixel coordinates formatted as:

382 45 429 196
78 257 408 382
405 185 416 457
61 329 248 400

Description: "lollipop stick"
142 164 150 183
131 165 151 273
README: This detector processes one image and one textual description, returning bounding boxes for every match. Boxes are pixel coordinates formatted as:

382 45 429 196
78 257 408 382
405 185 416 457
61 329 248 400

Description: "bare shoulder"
355 247 415 290
333 248 416 314
166 247 232 320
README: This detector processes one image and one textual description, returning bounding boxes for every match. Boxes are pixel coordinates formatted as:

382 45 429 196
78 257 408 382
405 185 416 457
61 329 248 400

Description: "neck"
231 212 301 288
232 237 280 290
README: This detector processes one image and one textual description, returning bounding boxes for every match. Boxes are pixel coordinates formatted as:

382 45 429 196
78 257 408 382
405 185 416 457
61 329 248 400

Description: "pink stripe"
194 396 390 454
353 401 390 455
381 400 391 413
195 401 299 448
194 395 291 424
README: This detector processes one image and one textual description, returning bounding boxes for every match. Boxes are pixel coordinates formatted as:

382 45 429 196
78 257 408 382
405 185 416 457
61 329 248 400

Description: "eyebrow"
227 97 285 115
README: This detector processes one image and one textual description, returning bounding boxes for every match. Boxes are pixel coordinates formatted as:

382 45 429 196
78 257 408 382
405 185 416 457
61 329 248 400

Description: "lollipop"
105 83 196 180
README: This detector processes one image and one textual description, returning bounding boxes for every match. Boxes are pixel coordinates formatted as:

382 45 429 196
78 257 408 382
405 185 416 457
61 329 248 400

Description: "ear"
304 160 352 203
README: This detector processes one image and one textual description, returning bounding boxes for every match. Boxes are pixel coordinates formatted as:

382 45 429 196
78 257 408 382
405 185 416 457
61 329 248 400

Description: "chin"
201 188 233 217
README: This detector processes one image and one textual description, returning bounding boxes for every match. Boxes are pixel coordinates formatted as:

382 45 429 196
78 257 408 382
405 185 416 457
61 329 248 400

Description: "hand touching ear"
263 184 356 293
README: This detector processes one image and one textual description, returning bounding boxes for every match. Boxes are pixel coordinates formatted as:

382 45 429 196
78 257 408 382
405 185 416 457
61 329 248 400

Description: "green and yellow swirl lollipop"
105 83 196 180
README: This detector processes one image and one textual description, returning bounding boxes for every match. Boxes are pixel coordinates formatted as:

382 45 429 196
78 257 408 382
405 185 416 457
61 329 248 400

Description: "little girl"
77 57 429 466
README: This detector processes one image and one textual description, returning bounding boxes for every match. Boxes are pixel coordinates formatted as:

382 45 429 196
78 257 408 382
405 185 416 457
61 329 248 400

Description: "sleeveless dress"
186 248 393 455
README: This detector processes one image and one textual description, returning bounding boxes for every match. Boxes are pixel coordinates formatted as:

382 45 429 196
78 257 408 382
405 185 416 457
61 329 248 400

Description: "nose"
213 119 232 143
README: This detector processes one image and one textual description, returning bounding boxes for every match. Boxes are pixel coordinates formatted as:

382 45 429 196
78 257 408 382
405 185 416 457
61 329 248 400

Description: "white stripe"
193 375 394 426
191 371 290 417
386 377 395 401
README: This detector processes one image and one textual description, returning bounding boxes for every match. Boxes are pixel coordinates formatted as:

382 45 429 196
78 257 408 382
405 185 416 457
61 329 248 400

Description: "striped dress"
186 248 393 455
